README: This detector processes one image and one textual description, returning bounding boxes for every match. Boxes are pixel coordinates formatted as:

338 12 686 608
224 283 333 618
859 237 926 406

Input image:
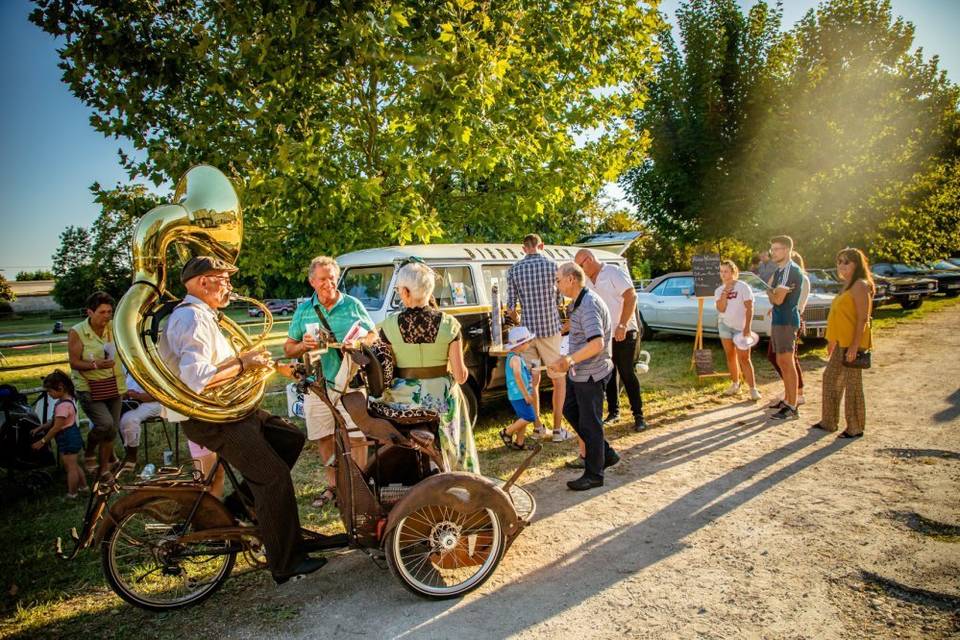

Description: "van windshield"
339 266 394 310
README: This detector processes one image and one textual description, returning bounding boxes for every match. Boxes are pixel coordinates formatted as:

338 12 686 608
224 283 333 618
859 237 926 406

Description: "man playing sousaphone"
158 256 326 584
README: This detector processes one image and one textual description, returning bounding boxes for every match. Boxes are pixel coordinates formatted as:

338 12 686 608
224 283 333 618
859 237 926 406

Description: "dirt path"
240 305 960 640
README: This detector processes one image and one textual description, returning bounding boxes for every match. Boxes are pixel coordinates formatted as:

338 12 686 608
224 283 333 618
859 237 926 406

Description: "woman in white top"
714 260 760 400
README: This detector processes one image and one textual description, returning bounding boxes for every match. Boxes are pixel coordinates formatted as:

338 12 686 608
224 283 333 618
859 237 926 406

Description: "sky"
1 0 958 279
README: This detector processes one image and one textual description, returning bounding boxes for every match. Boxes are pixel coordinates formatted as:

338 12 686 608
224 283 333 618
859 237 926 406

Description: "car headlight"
888 285 897 292
876 286 886 295
928 282 936 289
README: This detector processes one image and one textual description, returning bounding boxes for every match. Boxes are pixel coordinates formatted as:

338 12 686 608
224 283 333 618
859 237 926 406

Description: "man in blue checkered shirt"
506 234 573 442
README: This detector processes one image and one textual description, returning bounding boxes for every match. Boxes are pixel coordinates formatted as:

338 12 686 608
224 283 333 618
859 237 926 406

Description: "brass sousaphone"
114 165 273 422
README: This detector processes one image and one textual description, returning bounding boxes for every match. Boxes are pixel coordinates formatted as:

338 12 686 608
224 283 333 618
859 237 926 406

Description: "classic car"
919 261 960 297
819 268 889 306
635 271 835 339
869 263 939 308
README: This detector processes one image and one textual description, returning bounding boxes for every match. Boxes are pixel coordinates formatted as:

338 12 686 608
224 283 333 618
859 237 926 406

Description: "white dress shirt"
585 263 639 333
158 294 236 421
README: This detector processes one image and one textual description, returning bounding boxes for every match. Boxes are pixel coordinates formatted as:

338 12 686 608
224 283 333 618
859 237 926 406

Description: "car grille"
802 306 829 323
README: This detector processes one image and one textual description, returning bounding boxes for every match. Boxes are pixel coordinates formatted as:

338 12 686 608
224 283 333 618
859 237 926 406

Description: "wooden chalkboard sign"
693 348 715 376
692 254 722 298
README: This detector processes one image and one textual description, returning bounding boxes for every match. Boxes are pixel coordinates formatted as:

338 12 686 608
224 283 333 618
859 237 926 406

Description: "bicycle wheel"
386 505 504 599
101 498 236 611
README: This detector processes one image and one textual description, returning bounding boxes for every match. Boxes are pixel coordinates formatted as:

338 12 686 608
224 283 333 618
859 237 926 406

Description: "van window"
339 265 394 310
390 265 478 308
480 264 511 303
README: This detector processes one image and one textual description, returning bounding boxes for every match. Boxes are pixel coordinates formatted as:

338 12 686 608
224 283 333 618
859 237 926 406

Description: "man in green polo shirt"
284 256 375 509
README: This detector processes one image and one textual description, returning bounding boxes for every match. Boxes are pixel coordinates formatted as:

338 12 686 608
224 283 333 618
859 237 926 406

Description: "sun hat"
505 326 536 351
733 331 760 350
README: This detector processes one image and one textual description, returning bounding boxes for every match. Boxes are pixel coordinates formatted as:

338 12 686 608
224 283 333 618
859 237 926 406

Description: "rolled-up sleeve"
167 314 220 394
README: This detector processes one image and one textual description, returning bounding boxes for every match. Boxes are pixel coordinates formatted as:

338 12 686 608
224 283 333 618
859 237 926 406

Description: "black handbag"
841 349 871 369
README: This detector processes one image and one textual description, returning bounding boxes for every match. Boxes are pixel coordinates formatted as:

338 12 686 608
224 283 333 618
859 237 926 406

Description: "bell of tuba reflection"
114 164 274 422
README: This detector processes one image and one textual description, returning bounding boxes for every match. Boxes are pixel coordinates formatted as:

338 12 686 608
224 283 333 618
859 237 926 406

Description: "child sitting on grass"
499 327 539 450
32 369 88 498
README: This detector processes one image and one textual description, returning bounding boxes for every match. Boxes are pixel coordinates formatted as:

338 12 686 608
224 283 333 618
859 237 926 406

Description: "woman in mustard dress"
812 248 873 438
376 261 480 473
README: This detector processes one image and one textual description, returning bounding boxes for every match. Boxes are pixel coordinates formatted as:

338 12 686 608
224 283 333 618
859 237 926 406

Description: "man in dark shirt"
766 236 804 421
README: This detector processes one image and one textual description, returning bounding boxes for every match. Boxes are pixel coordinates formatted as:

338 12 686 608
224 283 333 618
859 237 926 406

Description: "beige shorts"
304 392 366 441
520 334 566 379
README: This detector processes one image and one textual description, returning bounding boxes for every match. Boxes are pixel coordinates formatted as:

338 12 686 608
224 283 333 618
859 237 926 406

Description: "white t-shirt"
714 280 755 332
585 264 639 332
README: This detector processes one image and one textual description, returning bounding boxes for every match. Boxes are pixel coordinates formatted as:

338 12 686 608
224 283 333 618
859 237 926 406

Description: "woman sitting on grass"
32 370 88 499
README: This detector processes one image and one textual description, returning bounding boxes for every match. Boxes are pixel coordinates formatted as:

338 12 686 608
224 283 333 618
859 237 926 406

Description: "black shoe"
603 413 621 425
273 555 328 585
769 405 799 421
837 431 864 439
809 422 833 432
564 456 586 469
633 418 648 432
567 476 603 491
603 451 621 469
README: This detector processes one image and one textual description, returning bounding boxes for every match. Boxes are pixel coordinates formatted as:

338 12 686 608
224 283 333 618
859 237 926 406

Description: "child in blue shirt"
499 327 538 450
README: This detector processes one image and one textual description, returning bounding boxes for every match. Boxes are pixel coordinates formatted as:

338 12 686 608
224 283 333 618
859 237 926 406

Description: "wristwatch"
617 323 627 329
565 355 575 368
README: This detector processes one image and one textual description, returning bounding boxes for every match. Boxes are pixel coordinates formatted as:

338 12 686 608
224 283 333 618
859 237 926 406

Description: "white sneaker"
797 394 806 406
723 383 741 396
750 388 762 401
552 428 574 443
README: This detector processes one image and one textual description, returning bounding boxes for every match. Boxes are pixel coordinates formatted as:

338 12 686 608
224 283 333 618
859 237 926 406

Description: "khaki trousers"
820 348 866 435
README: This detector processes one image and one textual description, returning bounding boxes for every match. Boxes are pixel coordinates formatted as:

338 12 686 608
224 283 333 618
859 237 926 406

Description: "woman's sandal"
837 431 863 439
311 488 336 509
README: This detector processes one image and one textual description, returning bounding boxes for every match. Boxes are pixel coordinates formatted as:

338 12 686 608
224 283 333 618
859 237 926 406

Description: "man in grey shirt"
547 262 620 491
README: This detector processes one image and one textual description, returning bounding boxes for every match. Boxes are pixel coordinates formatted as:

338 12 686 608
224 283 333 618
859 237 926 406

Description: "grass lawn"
1 296 957 639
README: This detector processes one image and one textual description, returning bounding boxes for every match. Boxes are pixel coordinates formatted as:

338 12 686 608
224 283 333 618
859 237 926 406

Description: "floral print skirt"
378 375 480 474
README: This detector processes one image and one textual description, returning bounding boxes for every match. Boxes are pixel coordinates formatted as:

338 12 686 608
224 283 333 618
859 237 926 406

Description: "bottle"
139 463 156 479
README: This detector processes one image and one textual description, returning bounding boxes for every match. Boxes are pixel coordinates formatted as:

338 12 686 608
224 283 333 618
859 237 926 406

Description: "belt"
395 365 449 379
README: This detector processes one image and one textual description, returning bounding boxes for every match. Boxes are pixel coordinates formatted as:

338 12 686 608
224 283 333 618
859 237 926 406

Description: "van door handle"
467 327 484 336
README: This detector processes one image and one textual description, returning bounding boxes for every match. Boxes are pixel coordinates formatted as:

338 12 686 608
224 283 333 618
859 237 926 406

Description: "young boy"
499 327 539 450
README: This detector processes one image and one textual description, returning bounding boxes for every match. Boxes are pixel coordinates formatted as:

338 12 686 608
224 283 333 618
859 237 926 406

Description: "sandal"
508 440 531 451
837 431 863 439
499 428 514 448
809 423 834 432
311 488 336 509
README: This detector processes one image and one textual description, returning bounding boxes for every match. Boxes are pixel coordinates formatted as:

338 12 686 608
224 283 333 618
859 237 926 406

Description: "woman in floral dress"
375 260 480 473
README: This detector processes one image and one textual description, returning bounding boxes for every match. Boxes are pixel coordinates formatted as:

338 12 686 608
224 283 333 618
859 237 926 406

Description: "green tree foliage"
622 0 960 266
15 270 55 281
0 274 15 303
31 0 661 296
51 185 160 308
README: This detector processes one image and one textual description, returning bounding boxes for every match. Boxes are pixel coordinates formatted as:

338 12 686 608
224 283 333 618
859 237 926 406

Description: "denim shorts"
718 320 739 340
509 398 536 422
55 425 84 455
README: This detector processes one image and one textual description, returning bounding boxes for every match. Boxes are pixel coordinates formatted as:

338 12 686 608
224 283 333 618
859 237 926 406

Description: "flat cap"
180 255 238 284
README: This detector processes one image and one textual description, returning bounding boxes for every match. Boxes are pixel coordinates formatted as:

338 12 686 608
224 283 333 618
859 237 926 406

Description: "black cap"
180 255 238 284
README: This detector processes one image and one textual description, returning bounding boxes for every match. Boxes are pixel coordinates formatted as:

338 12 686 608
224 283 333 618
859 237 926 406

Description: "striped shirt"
506 253 562 338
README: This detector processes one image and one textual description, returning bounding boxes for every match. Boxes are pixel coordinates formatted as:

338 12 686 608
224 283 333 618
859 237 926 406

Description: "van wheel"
460 382 479 425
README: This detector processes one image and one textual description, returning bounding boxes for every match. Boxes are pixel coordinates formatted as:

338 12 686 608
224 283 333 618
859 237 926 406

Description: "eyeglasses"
204 275 233 287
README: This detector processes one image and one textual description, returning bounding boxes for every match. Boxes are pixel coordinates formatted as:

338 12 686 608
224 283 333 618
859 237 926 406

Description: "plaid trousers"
820 348 866 435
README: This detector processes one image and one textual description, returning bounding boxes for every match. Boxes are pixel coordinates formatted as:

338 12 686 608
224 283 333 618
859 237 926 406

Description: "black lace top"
379 306 460 345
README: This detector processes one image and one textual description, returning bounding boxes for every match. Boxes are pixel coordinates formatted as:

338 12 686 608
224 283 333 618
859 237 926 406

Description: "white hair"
558 261 585 284
308 255 340 280
396 262 435 307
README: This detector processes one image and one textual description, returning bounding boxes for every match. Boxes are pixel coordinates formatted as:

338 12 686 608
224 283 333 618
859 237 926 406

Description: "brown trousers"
183 410 306 576
820 348 866 435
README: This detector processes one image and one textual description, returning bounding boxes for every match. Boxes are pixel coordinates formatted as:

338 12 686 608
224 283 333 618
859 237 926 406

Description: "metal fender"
382 472 524 547
94 489 234 547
